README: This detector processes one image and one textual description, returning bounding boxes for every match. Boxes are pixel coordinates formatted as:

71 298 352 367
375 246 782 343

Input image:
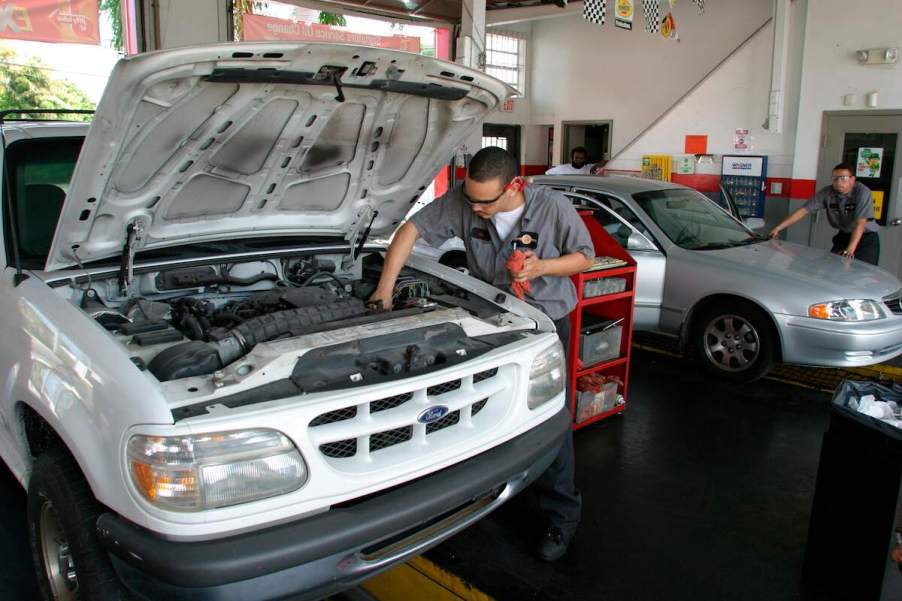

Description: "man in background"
769 163 880 265
546 146 605 175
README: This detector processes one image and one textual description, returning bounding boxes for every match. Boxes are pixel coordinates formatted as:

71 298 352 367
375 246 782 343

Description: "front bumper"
776 313 902 367
97 406 570 601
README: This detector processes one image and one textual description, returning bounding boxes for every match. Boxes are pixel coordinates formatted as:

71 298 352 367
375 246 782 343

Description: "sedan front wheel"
693 301 775 382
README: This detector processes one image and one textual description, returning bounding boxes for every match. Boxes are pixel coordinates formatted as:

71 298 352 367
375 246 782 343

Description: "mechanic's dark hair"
571 146 588 157
468 146 518 184
833 162 855 174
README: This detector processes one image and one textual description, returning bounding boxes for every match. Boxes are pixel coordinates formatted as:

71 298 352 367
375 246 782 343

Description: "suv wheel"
28 447 128 601
693 300 774 382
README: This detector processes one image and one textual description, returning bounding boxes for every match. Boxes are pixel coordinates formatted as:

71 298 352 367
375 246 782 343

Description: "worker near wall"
545 146 605 175
370 146 595 561
769 163 880 265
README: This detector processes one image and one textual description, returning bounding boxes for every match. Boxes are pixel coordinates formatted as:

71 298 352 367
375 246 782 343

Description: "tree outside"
0 45 95 120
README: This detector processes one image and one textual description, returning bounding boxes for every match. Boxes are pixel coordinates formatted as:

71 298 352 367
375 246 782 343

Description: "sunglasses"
462 178 523 205
463 188 506 205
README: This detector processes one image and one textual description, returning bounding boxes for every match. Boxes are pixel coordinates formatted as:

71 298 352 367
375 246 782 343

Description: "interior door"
813 113 902 277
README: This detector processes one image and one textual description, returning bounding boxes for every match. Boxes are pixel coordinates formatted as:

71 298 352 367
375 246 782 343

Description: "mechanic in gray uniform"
369 146 595 561
769 162 880 265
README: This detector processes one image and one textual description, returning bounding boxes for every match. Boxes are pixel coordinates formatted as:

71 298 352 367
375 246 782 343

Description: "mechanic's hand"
511 251 546 281
768 227 781 239
840 248 855 259
368 289 393 311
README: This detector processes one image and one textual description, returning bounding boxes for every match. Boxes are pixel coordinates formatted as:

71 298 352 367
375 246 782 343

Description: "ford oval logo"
417 405 450 424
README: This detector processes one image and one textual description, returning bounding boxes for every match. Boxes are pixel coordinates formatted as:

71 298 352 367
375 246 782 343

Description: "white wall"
792 0 902 180
606 0 807 180
528 0 772 164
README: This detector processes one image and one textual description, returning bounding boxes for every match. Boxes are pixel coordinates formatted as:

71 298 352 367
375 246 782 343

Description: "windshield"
633 188 762 250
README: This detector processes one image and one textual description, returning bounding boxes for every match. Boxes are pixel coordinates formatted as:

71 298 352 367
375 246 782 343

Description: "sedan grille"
884 290 902 315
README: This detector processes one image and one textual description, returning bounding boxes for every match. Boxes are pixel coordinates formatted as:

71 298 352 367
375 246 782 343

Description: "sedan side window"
574 189 650 237
567 193 657 252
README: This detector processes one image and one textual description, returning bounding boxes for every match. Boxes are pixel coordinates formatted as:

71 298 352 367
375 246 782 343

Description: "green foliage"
0 47 95 120
318 12 347 26
100 0 123 52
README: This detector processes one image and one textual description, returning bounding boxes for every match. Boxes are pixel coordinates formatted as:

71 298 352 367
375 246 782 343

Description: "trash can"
803 380 902 601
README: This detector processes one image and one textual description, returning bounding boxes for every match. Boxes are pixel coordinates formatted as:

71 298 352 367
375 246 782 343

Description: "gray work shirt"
803 181 878 233
409 184 595 320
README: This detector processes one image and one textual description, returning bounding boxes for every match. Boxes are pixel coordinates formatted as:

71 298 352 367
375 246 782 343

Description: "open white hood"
46 43 513 271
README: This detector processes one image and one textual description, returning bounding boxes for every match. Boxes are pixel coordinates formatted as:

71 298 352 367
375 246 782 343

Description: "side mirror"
743 217 766 231
627 232 656 251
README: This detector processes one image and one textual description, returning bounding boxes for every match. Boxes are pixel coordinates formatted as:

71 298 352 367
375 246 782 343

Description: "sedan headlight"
127 429 307 512
527 341 566 409
808 299 885 321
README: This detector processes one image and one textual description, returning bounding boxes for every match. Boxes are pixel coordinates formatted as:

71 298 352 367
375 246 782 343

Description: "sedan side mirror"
743 217 766 231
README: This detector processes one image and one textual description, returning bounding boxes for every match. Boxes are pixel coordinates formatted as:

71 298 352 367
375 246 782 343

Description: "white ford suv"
0 43 569 601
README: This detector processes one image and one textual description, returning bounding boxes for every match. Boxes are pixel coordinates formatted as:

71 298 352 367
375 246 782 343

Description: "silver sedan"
527 175 902 381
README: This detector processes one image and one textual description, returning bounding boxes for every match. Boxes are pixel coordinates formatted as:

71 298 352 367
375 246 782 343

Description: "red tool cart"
568 213 637 430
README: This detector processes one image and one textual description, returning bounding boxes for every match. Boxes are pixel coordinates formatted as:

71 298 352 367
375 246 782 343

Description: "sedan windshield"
633 189 762 250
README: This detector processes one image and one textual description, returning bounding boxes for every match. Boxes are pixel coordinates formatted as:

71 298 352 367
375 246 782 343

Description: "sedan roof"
529 174 686 195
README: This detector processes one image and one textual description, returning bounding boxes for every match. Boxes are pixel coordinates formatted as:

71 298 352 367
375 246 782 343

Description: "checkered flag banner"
692 0 705 14
643 0 661 33
583 0 606 25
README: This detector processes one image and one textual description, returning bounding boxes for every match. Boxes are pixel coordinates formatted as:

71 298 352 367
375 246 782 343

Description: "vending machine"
721 155 768 218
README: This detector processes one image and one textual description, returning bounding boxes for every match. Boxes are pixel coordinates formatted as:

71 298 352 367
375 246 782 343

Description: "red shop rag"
506 249 531 300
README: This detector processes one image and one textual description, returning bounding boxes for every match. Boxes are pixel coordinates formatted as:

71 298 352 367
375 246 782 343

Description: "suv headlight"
527 341 566 409
808 299 885 321
127 429 307 512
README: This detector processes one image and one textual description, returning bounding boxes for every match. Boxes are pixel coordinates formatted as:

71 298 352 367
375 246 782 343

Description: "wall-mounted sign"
734 128 750 150
856 147 883 178
872 190 885 220
615 0 634 30
501 99 514 113
684 134 708 155
0 0 100 45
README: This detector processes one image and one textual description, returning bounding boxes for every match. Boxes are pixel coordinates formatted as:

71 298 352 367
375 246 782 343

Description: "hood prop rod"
118 221 141 296
331 72 346 103
354 210 378 261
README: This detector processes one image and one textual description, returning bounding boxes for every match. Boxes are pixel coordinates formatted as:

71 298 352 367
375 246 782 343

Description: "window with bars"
485 31 526 96
481 136 508 150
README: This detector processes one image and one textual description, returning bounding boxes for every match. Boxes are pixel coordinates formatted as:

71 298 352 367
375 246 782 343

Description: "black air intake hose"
149 297 367 381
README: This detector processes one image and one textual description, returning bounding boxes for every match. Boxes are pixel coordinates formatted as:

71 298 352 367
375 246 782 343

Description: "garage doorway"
813 112 902 278
561 121 612 165
482 123 521 160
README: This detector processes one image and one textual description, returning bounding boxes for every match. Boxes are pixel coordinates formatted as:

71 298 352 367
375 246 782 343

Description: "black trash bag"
832 379 902 441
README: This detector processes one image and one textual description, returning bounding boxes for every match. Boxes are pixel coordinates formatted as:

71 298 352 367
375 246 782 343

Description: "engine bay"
62 252 529 394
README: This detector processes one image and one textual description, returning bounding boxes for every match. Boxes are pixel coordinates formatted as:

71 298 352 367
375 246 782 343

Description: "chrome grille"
371 392 413 413
426 410 460 434
370 426 413 452
320 439 357 458
884 290 902 315
310 406 357 427
427 379 462 396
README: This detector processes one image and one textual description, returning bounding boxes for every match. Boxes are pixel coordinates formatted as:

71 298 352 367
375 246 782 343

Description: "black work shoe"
537 526 570 561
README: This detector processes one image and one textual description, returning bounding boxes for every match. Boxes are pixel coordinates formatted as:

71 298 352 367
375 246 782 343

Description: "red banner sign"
0 0 100 45
243 14 421 54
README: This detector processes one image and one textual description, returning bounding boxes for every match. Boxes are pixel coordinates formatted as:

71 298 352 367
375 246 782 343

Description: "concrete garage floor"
426 348 832 601
0 348 832 601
